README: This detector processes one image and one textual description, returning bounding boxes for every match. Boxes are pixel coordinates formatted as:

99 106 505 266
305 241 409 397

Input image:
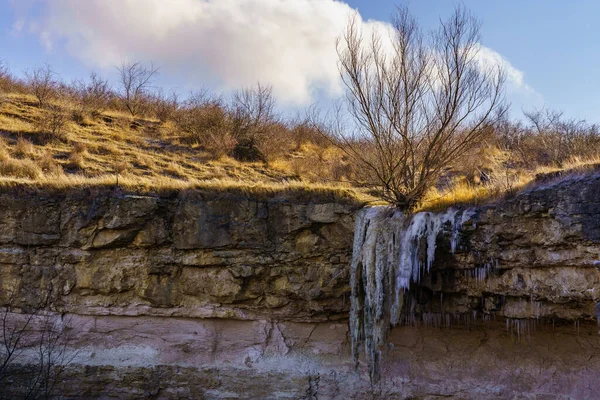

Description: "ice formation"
349 206 475 381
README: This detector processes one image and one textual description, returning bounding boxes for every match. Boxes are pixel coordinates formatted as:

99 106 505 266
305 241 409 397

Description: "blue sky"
347 0 600 121
1 0 598 122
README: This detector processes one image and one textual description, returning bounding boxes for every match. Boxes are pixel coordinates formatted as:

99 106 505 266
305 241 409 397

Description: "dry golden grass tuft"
14 136 36 158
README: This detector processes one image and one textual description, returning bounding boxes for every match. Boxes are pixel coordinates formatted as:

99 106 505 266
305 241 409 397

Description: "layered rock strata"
0 173 599 399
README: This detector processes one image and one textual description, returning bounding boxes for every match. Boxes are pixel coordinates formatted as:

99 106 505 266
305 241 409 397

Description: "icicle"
349 206 476 383
349 207 405 381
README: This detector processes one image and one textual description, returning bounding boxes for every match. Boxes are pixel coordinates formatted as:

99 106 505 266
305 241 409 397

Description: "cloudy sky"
1 0 599 120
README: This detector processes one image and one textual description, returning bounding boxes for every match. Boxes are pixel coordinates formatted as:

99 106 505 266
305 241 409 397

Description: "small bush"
494 110 600 169
0 60 7 107
202 128 237 159
176 92 230 145
153 90 179 123
72 72 112 119
254 122 292 165
0 61 27 102
35 102 69 142
290 121 330 151
230 83 282 162
232 137 263 162
26 64 57 107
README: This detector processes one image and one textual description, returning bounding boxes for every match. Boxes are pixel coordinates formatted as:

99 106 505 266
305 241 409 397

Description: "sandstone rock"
90 229 138 249
15 203 60 245
173 200 233 249
180 267 242 300
132 219 169 247
103 195 159 229
295 229 319 253
306 203 349 223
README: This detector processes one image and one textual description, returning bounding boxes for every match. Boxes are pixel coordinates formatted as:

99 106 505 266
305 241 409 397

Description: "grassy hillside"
0 92 377 202
1 89 599 209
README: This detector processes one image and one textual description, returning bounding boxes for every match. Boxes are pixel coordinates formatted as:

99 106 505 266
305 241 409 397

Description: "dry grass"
2 92 599 209
418 156 600 211
0 93 376 203
0 174 375 204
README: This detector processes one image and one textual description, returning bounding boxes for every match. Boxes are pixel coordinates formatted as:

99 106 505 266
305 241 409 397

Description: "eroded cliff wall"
0 190 357 322
1 173 600 399
413 172 600 323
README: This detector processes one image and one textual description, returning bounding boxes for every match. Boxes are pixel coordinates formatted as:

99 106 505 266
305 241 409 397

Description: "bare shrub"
0 61 27 99
492 110 600 170
72 72 112 119
202 128 237 159
35 101 70 142
117 61 159 116
0 60 8 85
523 108 600 166
334 6 506 209
26 64 58 107
153 89 179 123
0 60 7 106
176 91 230 145
290 118 330 152
254 121 292 165
230 83 283 162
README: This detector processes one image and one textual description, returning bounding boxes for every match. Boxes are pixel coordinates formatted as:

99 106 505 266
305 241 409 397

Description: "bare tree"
117 61 159 117
0 60 7 83
335 6 506 209
35 101 70 142
0 307 35 383
26 64 58 107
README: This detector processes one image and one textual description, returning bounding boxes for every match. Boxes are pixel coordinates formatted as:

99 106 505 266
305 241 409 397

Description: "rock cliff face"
1 172 600 399
0 190 357 322
407 172 600 323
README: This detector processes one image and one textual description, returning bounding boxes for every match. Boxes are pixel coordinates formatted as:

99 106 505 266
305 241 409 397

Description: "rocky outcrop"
1 172 600 399
423 172 600 322
0 190 357 322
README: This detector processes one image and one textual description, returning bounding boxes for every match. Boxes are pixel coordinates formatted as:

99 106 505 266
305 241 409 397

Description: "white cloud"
16 0 536 105
475 45 535 94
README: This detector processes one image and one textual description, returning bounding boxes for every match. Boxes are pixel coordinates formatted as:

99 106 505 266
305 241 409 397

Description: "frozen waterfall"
349 206 475 381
